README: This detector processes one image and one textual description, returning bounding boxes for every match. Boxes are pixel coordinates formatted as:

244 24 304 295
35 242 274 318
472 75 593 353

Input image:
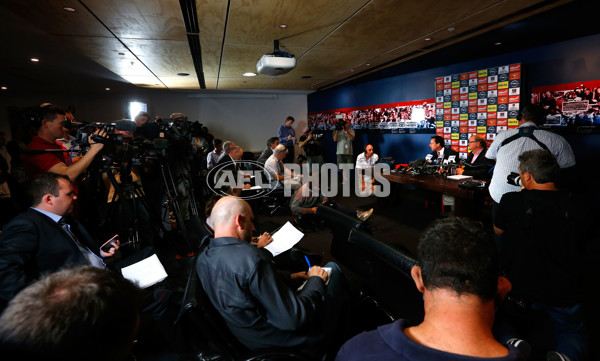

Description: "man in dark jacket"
0 173 120 310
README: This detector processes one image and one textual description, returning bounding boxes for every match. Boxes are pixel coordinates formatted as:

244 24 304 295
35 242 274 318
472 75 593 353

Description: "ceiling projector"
256 40 296 76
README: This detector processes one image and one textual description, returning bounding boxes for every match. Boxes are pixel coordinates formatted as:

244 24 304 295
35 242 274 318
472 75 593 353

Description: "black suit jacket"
428 146 459 161
462 148 494 179
0 209 100 304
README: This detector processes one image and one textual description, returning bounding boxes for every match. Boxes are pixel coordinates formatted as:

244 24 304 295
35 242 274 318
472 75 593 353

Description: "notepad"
121 254 168 288
298 267 332 291
263 221 304 256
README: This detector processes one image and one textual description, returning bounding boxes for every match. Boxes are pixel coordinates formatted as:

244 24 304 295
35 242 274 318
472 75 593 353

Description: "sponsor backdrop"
434 63 522 159
531 79 600 133
308 99 437 134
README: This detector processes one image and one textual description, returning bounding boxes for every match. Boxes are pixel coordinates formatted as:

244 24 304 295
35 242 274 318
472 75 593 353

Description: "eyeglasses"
468 141 478 143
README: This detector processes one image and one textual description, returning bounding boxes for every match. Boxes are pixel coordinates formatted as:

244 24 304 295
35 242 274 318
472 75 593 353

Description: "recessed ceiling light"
105 88 110 91
448 27 455 32
177 72 189 76
424 37 432 41
31 58 40 62
279 24 288 29
365 63 371 66
242 72 257 77
1 86 7 90
495 42 502 46
63 6 76 12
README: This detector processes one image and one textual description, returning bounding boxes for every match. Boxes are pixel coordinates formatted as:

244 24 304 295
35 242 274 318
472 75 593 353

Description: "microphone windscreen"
115 120 137 132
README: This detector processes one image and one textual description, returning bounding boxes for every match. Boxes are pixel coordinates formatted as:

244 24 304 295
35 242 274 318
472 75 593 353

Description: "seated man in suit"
456 135 494 178
428 135 458 161
197 196 348 358
256 137 279 165
336 217 521 361
0 172 122 310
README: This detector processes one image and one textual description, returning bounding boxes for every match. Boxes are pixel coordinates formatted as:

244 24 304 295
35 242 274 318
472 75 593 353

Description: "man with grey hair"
264 144 301 191
197 196 346 357
494 149 594 361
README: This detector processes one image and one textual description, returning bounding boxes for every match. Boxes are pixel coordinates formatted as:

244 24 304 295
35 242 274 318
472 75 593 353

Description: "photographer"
298 128 323 172
23 105 106 182
332 118 355 182
493 150 594 361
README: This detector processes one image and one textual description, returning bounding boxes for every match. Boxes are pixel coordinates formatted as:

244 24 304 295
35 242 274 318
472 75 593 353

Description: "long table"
382 171 488 217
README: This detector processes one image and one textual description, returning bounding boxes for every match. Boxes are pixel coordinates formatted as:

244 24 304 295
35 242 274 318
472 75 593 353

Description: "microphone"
425 154 433 163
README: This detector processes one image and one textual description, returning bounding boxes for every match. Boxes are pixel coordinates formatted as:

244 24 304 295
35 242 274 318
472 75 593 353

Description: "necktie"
58 217 105 268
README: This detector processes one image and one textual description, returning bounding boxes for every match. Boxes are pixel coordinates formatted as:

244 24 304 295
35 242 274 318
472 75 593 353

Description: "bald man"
196 197 346 357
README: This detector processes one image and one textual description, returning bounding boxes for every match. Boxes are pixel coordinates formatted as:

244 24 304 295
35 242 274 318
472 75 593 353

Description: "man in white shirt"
355 144 379 194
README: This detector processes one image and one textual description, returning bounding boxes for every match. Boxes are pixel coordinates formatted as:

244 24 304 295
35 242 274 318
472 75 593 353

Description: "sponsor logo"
477 106 487 112
487 82 498 90
459 127 467 134
478 91 487 99
469 113 477 120
487 105 497 112
436 120 444 127
488 90 498 97
477 119 487 126
469 78 477 86
451 139 459 145
509 72 520 80
478 69 488 77
452 74 459 82
477 98 487 105
509 88 520 95
468 126 477 132
451 134 459 140
460 73 469 80
459 146 468 153
444 95 452 102
444 121 451 127
452 81 460 88
488 75 497 83
451 126 460 133
487 133 496 140
452 101 459 108
498 89 509 97
509 79 520 88
436 90 444 96
459 120 468 127
488 67 498 76
508 119 519 126
451 115 459 121
460 106 469 113
437 84 444 90
460 80 468 87
469 71 478 79
451 95 459 101
207 161 276 199
444 108 451 114
477 112 487 120
488 97 497 105
460 93 469 100
498 65 509 74
469 85 478 93
469 93 477 100
436 77 444 84
444 102 451 108
460 86 469 94
498 81 509 89
469 99 478 106
444 76 452 82
497 111 508 119
444 89 452 95
444 83 451 89
478 84 488 92
498 97 508 104
478 77 488 84
487 126 496 133
460 114 468 120
477 126 487 133
436 102 444 109
444 127 451 133
487 112 497 119
497 104 508 112
460 139 468 146
508 110 519 118
508 103 520 111
508 95 520 103
509 63 521 72
443 133 451 139
444 115 451 121
497 119 508 126
487 119 497 126
452 88 459 94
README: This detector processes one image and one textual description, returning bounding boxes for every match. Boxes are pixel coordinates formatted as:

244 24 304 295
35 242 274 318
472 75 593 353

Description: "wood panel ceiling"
0 0 574 92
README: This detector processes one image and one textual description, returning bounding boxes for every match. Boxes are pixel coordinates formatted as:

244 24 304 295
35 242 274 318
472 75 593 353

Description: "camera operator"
485 105 575 214
332 118 355 182
493 150 595 361
22 105 106 182
298 128 324 172
133 111 159 140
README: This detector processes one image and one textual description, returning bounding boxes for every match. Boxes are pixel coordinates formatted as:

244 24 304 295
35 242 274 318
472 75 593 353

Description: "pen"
304 255 312 270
